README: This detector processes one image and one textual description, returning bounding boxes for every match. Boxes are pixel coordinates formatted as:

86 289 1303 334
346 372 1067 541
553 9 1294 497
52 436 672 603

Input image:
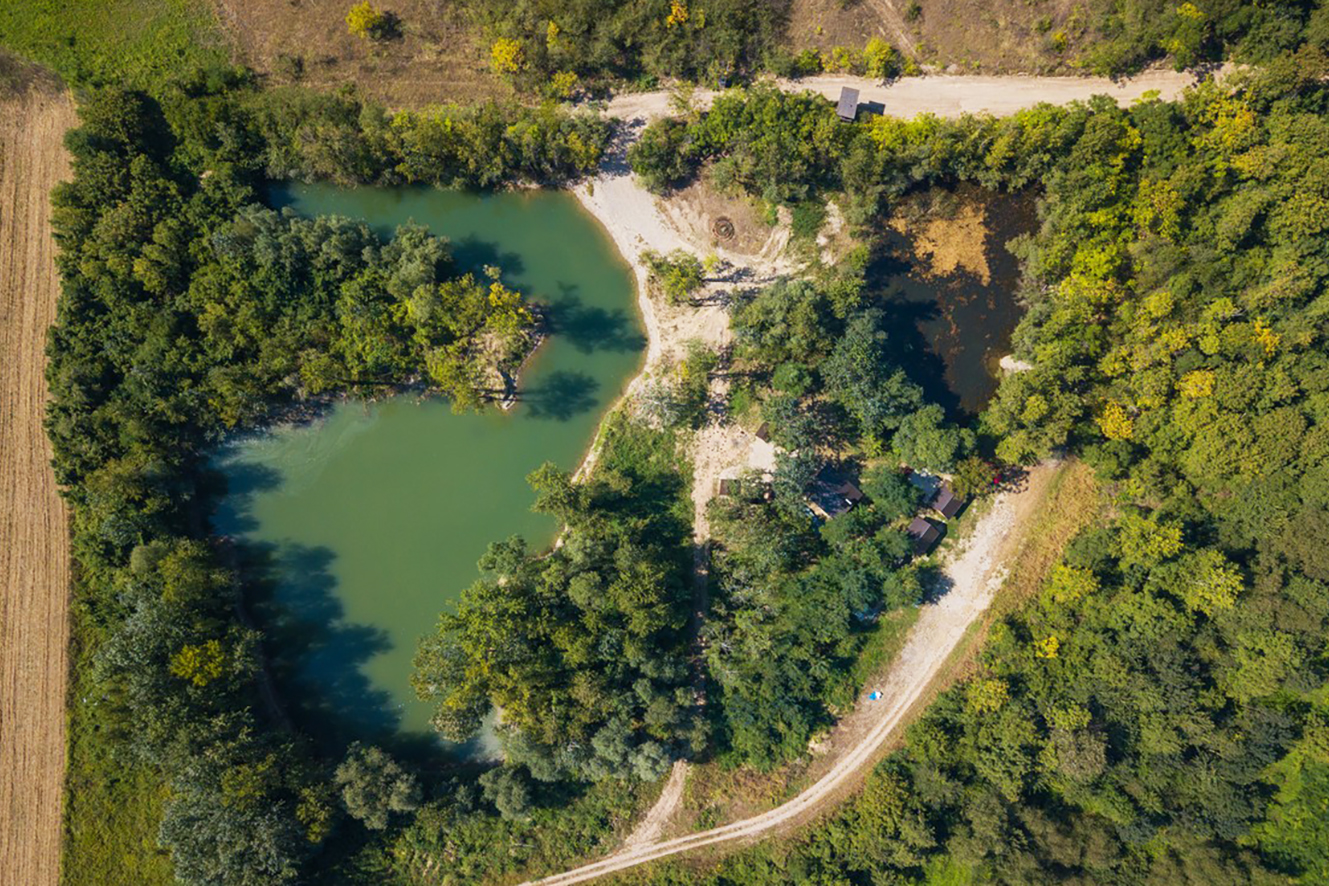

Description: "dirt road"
523 463 1063 886
604 67 1217 122
0 77 76 886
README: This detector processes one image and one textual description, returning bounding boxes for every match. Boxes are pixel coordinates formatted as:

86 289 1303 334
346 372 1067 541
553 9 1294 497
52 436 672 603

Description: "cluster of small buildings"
804 464 964 555
715 420 966 559
906 484 963 554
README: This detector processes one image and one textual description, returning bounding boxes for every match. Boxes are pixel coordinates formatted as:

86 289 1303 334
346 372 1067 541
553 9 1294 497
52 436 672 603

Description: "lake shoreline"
218 184 646 744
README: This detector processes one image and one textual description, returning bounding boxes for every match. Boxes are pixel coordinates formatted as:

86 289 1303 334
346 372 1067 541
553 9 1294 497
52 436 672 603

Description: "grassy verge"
0 0 226 89
61 609 172 886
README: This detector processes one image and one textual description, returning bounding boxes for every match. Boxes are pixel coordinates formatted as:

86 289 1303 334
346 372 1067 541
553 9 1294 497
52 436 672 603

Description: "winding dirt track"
0 82 76 886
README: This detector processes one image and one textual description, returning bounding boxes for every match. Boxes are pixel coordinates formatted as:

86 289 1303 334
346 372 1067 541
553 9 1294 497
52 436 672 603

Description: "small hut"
932 485 966 520
718 477 737 497
807 465 864 520
836 87 860 122
907 516 942 554
754 421 771 442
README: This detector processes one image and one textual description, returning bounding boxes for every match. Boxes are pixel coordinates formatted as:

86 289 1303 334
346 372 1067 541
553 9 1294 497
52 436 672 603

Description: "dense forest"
620 43 1329 886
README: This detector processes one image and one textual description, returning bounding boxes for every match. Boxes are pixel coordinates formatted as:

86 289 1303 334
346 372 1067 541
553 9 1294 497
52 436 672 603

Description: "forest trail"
0 79 76 886
603 66 1217 121
524 462 1065 886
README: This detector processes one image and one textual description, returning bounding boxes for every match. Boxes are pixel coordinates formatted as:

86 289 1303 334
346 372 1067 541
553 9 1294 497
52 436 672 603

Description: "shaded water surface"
213 184 641 757
868 189 1035 417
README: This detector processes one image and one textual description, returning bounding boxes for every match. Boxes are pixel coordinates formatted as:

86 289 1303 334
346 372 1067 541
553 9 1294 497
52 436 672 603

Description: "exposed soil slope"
0 75 76 886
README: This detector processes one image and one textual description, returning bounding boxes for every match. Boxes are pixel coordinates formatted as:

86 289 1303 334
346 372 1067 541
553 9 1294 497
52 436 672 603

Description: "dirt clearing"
0 62 76 886
787 0 1097 74
213 0 508 108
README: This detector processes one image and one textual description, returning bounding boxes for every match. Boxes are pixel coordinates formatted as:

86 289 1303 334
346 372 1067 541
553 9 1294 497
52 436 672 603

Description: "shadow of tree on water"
544 283 647 356
214 451 467 766
520 370 601 422
449 235 526 280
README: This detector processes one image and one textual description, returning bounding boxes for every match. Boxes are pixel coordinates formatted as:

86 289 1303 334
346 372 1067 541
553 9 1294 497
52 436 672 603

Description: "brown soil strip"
0 74 77 886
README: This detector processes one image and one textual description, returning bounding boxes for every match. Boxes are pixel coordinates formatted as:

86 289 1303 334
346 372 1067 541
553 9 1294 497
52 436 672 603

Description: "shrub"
345 2 386 40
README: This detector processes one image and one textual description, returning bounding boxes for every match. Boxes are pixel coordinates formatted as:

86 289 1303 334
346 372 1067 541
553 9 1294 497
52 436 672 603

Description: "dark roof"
932 485 965 519
807 465 863 519
754 421 771 442
907 516 942 553
718 478 737 496
836 87 860 121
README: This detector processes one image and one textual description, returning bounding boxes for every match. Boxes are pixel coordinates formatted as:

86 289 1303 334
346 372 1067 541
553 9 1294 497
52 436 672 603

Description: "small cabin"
932 485 966 520
907 516 942 554
717 477 737 497
754 421 771 442
836 87 860 122
807 465 864 520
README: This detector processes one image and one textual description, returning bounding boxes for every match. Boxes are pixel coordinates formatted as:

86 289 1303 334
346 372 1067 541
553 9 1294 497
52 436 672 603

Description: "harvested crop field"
0 63 76 886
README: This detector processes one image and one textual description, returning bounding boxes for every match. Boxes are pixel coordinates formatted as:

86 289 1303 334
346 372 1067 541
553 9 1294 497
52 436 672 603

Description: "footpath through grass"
0 0 226 89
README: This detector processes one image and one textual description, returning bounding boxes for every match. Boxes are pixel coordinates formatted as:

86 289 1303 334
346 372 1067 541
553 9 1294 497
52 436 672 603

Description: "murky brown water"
868 187 1036 417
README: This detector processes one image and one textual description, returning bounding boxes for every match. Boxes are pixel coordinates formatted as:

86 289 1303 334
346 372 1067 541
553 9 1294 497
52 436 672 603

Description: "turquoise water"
213 184 642 755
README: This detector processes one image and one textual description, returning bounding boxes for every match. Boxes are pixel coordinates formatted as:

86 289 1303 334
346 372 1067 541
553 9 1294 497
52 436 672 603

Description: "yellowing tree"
170 639 226 687
550 70 579 99
1045 564 1098 605
346 1 385 39
1179 369 1215 398
966 678 1009 714
491 38 524 73
1117 511 1184 569
1253 317 1280 357
863 38 898 81
1097 400 1134 440
666 0 689 27
1180 549 1243 616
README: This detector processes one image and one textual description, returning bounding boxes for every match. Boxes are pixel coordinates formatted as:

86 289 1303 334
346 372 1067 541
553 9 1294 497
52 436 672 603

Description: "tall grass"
0 0 227 89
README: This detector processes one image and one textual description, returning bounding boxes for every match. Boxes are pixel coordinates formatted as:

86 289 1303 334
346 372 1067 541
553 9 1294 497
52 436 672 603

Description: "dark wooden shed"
908 516 942 554
754 421 771 442
932 485 966 520
836 87 860 122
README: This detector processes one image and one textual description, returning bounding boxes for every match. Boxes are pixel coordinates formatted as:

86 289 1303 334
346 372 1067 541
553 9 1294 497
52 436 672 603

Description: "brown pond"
867 186 1037 417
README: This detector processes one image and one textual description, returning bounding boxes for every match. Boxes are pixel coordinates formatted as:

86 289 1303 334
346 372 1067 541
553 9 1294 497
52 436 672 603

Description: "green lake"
213 184 643 756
